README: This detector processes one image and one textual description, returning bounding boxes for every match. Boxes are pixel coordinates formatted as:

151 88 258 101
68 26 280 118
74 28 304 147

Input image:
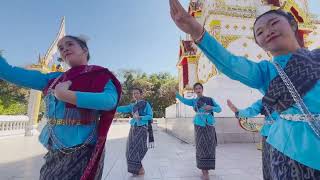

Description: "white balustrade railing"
0 115 29 137
113 118 162 124
1 116 163 137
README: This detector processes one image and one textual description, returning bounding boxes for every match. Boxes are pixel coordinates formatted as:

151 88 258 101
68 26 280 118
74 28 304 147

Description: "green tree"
117 70 178 118
0 80 29 115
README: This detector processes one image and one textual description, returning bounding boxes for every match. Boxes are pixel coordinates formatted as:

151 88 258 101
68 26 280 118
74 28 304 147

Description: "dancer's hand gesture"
54 81 72 100
227 99 238 113
204 105 212 111
169 0 203 40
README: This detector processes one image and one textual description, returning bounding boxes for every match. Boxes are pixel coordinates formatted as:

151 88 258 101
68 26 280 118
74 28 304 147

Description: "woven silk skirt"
126 125 148 174
194 125 217 170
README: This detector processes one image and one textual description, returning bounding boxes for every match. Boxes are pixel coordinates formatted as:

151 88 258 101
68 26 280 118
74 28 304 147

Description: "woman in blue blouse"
176 82 221 178
116 88 153 176
170 0 320 179
0 36 121 180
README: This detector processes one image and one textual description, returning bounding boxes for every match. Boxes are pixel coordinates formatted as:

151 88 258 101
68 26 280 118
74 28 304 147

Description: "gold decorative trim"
208 0 256 19
220 35 241 48
196 53 219 84
187 55 200 64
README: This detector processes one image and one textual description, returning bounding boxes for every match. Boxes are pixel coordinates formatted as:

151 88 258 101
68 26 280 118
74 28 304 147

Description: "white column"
25 90 42 136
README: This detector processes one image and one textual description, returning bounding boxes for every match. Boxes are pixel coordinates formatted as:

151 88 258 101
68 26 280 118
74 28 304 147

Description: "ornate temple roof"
188 0 203 17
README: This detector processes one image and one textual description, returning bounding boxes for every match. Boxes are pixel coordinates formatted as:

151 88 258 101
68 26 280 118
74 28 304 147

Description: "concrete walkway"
0 123 262 180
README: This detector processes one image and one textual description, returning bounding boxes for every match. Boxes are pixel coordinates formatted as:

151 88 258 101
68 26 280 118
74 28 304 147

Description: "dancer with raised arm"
176 82 221 179
0 35 122 180
170 0 320 179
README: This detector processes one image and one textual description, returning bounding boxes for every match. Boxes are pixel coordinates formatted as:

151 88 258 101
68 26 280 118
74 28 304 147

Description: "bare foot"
138 167 145 175
131 167 145 177
201 170 209 180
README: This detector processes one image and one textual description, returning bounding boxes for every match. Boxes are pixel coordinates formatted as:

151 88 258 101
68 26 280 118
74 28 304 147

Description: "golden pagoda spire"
43 16 66 67
28 17 66 73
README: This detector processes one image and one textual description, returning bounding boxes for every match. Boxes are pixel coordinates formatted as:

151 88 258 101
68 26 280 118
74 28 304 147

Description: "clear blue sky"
0 0 319 75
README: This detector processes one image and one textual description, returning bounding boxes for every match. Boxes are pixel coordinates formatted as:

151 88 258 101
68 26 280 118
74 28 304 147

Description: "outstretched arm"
0 56 54 90
227 99 263 118
237 100 263 118
169 0 266 90
175 92 194 107
116 104 133 114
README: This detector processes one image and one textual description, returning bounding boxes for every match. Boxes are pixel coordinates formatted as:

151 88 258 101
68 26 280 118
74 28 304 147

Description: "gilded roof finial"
279 1 287 11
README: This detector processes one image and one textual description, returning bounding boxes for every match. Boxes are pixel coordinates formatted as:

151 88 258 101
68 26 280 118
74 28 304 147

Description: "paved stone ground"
0 123 262 180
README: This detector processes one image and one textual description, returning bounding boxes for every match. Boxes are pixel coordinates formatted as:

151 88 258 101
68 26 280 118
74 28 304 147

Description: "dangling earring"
267 52 272 59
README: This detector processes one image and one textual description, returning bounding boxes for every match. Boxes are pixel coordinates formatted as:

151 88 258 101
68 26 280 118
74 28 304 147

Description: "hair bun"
77 34 90 43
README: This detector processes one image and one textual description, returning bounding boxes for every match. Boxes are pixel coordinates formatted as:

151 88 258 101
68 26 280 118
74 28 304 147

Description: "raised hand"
227 99 238 113
169 0 203 40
